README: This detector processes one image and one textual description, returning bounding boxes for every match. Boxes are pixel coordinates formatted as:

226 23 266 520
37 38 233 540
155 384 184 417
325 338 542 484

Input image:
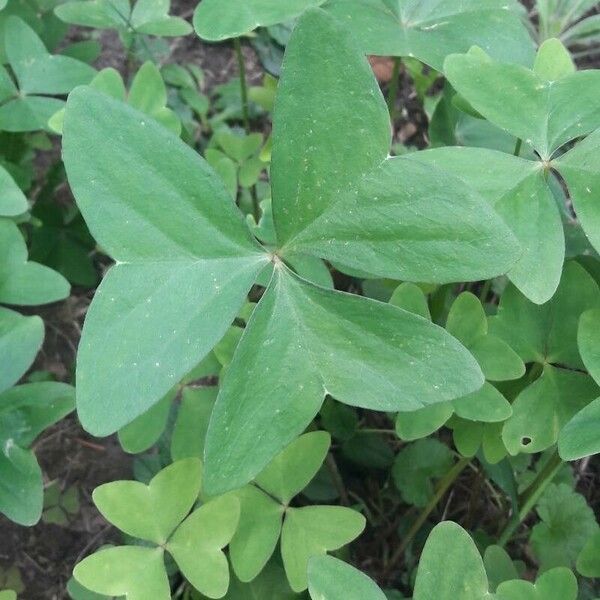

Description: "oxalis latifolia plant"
62 8 519 495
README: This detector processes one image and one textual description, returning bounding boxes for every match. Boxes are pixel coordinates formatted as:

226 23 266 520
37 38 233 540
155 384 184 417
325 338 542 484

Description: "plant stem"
497 450 563 547
325 452 350 506
387 57 402 120
383 456 470 576
234 37 250 134
479 280 492 303
513 138 522 157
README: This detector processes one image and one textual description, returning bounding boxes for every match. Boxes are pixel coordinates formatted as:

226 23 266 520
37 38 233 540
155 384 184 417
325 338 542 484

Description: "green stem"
497 450 563 547
383 457 470 576
325 452 350 506
479 280 492 303
387 57 402 120
513 138 522 157
234 37 250 134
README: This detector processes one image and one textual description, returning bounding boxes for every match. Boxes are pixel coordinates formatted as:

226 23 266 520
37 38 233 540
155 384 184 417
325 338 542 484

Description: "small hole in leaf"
521 436 532 446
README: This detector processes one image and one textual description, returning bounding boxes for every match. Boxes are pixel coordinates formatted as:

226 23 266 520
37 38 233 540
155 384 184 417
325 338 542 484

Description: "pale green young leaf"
484 545 519 592
54 0 129 29
555 128 600 254
452 383 512 423
444 49 600 159
307 555 386 600
271 8 390 247
531 484 599 571
204 266 483 494
558 397 600 460
131 0 192 36
392 439 455 507
0 220 70 305
193 0 324 41
92 458 202 544
389 283 430 320
118 390 174 454
0 308 43 394
5 16 95 95
413 521 490 600
281 505 365 592
166 495 240 599
489 262 600 368
0 592 15 600
228 485 283 582
0 166 27 217
579 308 600 383
62 88 268 435
503 365 599 455
395 403 453 441
255 431 331 504
533 39 575 81
496 567 578 600
577 530 600 577
322 0 534 70
74 546 170 600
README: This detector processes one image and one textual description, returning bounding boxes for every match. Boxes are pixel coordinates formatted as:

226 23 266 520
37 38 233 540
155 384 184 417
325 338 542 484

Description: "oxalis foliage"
2 0 600 598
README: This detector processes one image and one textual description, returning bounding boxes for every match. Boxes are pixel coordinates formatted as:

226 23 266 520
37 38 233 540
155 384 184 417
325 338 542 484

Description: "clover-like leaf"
272 9 520 283
255 430 330 504
530 483 599 571
413 521 490 600
483 545 519 593
74 546 171 600
392 439 455 507
0 307 43 395
496 567 578 600
0 219 70 305
204 265 484 494
307 555 386 600
0 166 27 217
0 17 94 132
92 458 202 544
323 0 534 70
577 530 600 578
166 495 240 599
281 505 366 592
62 87 269 435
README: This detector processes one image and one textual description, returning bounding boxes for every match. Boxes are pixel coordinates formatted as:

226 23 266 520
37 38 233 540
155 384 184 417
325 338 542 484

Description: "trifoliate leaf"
496 567 578 600
0 166 27 217
577 530 600 577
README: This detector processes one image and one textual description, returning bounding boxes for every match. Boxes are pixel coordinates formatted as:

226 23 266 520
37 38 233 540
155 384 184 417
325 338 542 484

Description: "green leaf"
484 545 519 593
130 0 192 36
194 0 323 41
92 458 202 544
165 495 240 598
579 308 600 383
270 8 390 248
413 522 490 600
281 505 365 592
323 0 534 70
0 592 16 600
489 261 600 368
255 431 330 504
496 567 578 600
503 365 599 455
559 396 600 460
530 483 599 571
577 530 600 577
392 439 455 507
415 147 563 304
5 16 95 95
307 555 386 600
118 390 174 454
533 39 575 81
204 266 484 494
74 546 170 600
228 485 283 582
0 219 70 305
0 166 27 217
444 49 600 159
395 403 453 441
225 561 298 599
0 96 65 132
453 383 512 423
389 283 430 320
555 128 600 254
0 307 43 394
62 87 268 435
54 0 130 29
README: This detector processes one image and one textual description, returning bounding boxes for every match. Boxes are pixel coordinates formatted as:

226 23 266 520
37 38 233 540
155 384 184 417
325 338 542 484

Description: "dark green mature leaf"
531 483 599 571
323 0 534 70
445 48 600 160
416 147 564 303
62 88 269 435
0 308 43 394
194 0 324 41
413 522 490 599
0 220 70 305
307 555 386 600
272 10 520 283
204 265 484 494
